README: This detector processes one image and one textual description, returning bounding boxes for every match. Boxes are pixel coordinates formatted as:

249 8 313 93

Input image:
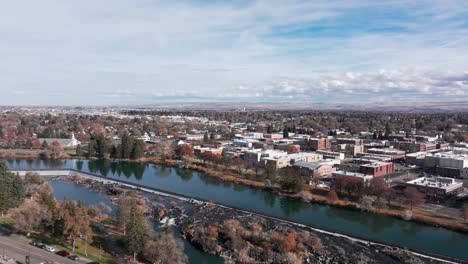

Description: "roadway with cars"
0 235 90 264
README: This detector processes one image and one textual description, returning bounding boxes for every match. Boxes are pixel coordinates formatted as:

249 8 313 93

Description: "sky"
1 0 468 106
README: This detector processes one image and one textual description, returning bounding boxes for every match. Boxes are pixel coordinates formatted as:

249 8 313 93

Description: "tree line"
82 133 145 160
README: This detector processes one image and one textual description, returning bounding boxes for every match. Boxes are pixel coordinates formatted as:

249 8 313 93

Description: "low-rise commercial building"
367 148 405 160
244 149 288 164
274 144 301 153
404 176 463 197
315 150 345 160
406 152 428 166
359 162 395 177
261 152 323 169
332 171 374 183
424 152 468 169
293 161 336 182
307 138 331 151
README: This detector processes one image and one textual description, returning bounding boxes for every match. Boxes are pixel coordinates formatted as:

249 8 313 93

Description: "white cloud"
256 69 468 102
0 0 468 105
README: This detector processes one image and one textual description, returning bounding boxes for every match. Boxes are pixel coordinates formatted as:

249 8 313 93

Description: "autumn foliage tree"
154 140 175 160
48 140 63 159
334 176 364 198
9 200 51 232
232 157 247 175
143 227 188 264
369 177 388 201
327 190 339 203
192 218 321 263
404 187 425 210
55 200 93 252
176 144 194 158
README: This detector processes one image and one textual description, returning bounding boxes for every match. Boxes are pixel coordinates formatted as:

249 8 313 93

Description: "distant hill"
145 101 468 112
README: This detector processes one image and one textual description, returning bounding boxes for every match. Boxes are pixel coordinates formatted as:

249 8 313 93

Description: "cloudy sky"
1 0 468 105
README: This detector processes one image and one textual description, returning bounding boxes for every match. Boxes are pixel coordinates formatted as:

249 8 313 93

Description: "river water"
5 158 468 261
49 179 221 263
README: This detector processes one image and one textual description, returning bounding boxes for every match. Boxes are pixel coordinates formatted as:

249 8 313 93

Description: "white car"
43 245 57 252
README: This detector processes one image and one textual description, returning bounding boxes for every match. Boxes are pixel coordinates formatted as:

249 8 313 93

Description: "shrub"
401 210 413 221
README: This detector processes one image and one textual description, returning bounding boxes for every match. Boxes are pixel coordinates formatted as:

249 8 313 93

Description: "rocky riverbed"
58 175 450 264
174 204 445 264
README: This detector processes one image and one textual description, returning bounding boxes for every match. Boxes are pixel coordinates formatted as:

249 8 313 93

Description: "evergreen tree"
126 202 147 261
131 140 145 160
87 140 97 158
75 144 82 156
112 144 122 159
283 127 289 138
121 133 134 159
384 122 391 139
0 161 25 211
95 134 109 158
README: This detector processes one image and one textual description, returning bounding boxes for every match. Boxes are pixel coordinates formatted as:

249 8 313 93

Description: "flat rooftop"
333 170 372 179
406 176 463 191
429 151 468 160
360 161 392 168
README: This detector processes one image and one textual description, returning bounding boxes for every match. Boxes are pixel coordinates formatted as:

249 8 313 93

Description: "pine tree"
126 202 147 261
131 140 145 160
95 134 110 158
0 161 25 211
121 133 134 159
75 144 82 156
384 122 391 139
87 140 97 157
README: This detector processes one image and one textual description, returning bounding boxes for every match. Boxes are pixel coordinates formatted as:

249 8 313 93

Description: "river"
5 158 468 261
49 179 222 263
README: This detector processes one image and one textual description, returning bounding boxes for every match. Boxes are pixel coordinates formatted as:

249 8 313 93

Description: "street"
0 235 84 264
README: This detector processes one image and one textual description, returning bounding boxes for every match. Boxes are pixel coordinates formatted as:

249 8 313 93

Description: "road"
0 235 81 264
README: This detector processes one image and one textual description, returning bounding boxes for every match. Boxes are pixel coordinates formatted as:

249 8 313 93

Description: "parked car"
67 255 80 261
43 245 56 252
30 241 44 248
55 251 70 257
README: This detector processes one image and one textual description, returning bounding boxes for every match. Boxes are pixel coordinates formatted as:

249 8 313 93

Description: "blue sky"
1 0 468 105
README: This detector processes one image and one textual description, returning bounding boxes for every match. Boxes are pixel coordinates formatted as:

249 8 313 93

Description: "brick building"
359 162 395 177
307 138 331 151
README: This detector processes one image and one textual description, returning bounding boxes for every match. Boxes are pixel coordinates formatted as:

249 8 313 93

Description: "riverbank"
145 157 468 234
4 152 467 234
58 174 456 264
